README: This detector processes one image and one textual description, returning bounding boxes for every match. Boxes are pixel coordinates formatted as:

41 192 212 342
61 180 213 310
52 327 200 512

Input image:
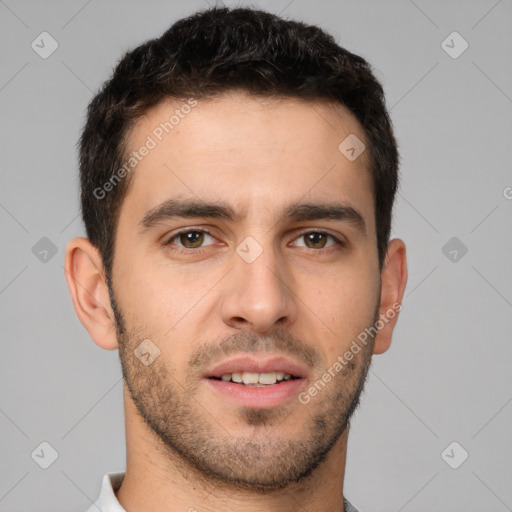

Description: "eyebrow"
138 198 366 235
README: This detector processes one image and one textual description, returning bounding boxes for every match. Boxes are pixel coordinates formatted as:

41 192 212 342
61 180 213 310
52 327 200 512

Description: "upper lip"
203 354 309 379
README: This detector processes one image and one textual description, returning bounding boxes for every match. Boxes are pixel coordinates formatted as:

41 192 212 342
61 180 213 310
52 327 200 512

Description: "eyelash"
164 228 346 254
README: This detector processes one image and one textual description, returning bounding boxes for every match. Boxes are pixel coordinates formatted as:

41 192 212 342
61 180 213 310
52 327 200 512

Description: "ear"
64 237 119 350
373 238 408 355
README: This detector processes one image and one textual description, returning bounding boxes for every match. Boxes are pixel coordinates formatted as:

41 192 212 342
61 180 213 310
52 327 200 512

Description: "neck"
116 386 349 512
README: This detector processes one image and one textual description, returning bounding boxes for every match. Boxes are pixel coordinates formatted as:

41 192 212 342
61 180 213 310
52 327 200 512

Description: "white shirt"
86 472 360 512
86 472 126 512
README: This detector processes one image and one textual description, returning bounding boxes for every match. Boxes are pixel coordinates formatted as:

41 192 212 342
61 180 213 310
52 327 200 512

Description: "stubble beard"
109 284 378 492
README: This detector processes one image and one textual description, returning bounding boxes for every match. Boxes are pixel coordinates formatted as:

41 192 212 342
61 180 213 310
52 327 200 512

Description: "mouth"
202 355 308 409
209 371 301 387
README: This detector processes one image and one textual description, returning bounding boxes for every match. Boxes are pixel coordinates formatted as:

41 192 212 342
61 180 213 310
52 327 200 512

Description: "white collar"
85 472 126 512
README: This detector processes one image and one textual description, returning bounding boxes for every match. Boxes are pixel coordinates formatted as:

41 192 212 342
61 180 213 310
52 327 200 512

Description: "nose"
219 240 298 333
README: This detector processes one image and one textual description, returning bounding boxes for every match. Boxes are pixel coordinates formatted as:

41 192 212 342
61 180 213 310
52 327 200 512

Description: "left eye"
167 230 216 249
293 231 340 249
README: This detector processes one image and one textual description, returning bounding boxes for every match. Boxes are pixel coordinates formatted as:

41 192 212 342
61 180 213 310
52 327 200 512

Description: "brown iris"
179 231 205 248
303 232 329 249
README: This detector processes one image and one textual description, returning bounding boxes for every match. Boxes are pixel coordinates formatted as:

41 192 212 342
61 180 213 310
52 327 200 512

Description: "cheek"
117 259 221 357
301 265 379 352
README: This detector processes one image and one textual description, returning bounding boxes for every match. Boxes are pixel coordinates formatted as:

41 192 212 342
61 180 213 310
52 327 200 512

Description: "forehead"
120 91 375 230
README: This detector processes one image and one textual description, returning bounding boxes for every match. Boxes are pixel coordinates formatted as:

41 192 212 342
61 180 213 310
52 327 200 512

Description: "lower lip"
203 378 307 409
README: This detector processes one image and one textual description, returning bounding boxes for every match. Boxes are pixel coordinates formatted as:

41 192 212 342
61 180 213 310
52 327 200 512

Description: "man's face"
110 92 381 490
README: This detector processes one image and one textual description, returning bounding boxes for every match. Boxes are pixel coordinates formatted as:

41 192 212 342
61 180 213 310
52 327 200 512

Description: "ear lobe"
373 238 408 355
64 237 119 350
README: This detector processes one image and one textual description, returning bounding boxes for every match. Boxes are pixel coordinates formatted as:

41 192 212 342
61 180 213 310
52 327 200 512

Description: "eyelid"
290 228 346 248
164 227 347 252
165 227 218 248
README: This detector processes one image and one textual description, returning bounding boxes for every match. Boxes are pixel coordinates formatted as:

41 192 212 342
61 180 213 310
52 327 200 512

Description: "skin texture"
65 91 407 512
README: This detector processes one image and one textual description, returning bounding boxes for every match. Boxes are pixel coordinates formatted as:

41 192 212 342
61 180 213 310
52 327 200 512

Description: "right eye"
164 229 217 252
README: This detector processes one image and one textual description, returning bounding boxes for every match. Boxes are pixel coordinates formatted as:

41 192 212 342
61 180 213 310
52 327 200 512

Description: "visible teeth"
231 372 243 383
217 371 294 385
258 372 277 385
242 372 259 385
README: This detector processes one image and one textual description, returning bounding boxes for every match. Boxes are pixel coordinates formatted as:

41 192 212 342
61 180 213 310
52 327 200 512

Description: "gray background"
1 0 511 511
